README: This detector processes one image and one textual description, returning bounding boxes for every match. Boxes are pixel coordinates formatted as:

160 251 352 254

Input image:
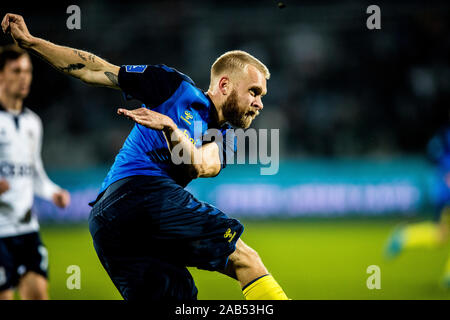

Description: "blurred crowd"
1 0 449 167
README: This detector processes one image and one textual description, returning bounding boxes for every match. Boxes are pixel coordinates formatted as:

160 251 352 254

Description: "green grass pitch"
39 218 450 300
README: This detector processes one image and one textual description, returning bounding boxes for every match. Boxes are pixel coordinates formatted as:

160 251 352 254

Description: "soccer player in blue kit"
2 13 289 300
385 126 450 288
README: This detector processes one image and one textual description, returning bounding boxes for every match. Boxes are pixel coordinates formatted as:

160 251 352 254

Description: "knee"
0 289 14 300
27 291 48 300
18 272 48 300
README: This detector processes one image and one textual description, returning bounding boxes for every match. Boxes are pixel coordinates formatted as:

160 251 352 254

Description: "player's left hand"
118 107 175 131
52 189 71 208
1 13 34 49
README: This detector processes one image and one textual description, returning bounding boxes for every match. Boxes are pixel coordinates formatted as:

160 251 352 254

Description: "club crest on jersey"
224 228 237 243
125 65 147 73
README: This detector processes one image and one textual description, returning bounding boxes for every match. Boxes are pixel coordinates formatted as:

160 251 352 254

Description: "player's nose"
252 99 263 111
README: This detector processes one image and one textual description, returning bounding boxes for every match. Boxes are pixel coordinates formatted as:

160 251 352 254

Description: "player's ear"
218 76 231 96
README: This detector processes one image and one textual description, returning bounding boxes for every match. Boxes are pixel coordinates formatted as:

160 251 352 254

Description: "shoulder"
181 85 212 118
0 109 10 119
23 107 41 122
23 108 43 131
120 64 195 85
152 64 195 86
118 64 197 106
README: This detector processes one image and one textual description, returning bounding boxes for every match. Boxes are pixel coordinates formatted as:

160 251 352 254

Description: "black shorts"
88 175 244 301
0 232 48 291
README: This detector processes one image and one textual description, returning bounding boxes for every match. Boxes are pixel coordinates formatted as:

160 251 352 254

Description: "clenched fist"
1 13 34 48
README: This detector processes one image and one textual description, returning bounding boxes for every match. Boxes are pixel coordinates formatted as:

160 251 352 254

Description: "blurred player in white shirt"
0 44 70 300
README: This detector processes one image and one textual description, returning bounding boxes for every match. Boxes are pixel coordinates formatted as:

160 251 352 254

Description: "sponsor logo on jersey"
182 129 199 145
125 65 148 73
0 162 34 177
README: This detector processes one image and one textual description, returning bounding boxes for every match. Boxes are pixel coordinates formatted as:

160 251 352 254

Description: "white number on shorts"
38 246 48 271
0 266 6 286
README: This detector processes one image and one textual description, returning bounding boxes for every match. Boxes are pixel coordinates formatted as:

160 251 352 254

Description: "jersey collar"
204 92 231 130
0 101 25 116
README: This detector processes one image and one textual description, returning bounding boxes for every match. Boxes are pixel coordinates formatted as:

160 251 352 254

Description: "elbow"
189 164 202 179
189 163 221 179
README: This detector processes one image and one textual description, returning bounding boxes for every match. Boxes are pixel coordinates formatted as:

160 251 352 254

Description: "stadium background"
1 0 450 299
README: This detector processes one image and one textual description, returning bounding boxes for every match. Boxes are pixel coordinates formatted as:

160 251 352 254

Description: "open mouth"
246 110 259 118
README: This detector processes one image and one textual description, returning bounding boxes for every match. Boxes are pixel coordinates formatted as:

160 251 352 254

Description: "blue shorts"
0 232 48 291
88 175 244 301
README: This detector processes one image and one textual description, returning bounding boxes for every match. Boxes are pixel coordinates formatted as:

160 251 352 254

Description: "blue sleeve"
118 64 195 108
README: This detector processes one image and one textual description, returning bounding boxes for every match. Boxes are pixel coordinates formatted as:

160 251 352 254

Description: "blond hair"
210 50 270 85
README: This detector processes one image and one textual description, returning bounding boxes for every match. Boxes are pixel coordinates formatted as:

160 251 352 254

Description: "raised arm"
1 13 120 89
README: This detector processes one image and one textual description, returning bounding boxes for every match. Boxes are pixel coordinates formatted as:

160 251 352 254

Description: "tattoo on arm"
73 49 87 61
104 71 119 86
61 63 86 72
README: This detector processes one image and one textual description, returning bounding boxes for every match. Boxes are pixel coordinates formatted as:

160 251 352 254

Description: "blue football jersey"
98 64 234 194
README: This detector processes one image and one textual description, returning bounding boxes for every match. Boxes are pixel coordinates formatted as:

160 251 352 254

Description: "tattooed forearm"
25 38 118 87
73 49 96 63
73 49 88 61
61 63 86 72
104 71 119 86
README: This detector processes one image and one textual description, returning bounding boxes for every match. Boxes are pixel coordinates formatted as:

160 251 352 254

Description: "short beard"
221 90 251 128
